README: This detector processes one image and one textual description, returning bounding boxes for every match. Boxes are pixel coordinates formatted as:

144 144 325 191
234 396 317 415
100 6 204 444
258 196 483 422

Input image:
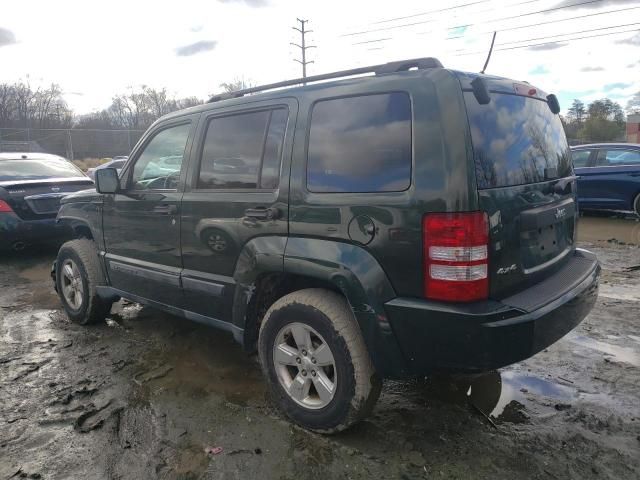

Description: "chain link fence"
0 128 145 161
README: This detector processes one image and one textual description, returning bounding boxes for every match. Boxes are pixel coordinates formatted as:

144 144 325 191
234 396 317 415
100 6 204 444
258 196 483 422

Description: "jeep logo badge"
555 207 566 220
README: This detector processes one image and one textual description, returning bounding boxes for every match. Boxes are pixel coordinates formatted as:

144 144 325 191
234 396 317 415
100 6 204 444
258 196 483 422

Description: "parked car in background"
571 143 640 217
0 153 94 251
87 157 128 180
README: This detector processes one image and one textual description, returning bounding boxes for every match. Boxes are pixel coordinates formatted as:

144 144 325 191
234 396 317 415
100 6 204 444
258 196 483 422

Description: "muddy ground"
1 215 639 480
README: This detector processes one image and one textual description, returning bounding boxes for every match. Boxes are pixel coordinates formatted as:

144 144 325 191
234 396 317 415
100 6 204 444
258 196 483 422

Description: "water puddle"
484 372 575 419
404 369 610 423
578 216 640 245
568 335 640 367
18 262 53 283
599 283 640 302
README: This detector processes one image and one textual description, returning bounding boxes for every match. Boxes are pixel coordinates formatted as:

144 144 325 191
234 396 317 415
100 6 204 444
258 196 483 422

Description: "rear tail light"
0 200 14 213
423 212 489 302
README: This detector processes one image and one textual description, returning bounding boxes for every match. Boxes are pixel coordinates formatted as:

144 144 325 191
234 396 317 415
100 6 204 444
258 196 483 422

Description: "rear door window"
307 92 412 193
571 150 591 168
198 108 288 189
597 149 640 166
464 93 572 189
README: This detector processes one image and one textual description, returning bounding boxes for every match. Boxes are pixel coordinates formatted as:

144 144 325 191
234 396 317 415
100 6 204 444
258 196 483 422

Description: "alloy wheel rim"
273 322 337 409
61 259 83 310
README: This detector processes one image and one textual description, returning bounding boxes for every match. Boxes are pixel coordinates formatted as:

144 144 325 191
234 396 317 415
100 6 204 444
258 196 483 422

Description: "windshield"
464 93 572 189
0 158 84 181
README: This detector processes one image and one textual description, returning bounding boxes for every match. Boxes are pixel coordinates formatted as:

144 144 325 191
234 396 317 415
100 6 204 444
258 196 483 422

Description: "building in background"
628 114 640 143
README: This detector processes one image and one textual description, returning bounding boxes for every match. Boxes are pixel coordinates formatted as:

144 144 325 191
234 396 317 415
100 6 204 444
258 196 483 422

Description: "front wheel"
258 289 381 433
56 239 112 325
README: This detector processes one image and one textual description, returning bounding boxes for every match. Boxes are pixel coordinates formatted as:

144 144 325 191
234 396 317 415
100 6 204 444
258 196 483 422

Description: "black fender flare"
283 237 407 376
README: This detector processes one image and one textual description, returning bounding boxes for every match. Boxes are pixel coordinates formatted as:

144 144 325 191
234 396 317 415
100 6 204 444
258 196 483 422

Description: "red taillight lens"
423 211 489 302
0 200 14 213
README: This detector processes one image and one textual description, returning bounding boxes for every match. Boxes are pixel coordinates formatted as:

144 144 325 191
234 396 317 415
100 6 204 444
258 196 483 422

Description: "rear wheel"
56 239 112 325
258 288 381 433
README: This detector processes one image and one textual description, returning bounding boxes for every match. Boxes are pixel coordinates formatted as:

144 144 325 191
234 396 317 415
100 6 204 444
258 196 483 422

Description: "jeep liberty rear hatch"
459 74 576 299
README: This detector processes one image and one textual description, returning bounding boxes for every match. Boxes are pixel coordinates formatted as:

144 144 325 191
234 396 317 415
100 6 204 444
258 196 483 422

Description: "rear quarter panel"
287 68 477 298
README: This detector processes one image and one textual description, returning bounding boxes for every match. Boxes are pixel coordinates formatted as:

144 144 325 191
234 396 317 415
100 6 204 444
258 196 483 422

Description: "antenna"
480 31 497 74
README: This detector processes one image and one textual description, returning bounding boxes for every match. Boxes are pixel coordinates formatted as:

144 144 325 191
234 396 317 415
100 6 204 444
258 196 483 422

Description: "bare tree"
219 77 255 94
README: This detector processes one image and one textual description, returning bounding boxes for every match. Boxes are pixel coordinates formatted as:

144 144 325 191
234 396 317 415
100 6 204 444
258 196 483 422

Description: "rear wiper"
553 175 578 195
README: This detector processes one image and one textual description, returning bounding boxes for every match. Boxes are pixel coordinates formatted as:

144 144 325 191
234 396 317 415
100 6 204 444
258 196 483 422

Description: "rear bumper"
385 248 600 374
0 213 72 249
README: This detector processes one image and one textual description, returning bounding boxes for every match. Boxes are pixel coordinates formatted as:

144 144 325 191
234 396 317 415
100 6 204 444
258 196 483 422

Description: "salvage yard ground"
1 215 639 480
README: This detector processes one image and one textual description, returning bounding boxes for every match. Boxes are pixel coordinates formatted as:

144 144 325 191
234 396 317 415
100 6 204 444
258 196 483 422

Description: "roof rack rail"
208 57 443 103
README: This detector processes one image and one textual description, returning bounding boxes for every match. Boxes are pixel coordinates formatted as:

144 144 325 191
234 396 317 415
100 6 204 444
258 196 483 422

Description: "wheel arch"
57 202 104 250
232 236 409 377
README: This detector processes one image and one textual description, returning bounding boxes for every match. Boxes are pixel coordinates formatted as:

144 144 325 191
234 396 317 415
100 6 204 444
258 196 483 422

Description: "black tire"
55 239 112 325
634 193 640 218
258 288 381 433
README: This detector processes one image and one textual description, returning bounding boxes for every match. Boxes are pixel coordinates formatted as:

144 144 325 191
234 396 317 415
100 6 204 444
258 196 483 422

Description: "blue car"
571 143 640 217
0 152 95 251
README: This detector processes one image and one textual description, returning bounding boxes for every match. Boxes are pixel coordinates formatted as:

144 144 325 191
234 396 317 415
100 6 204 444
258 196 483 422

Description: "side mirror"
95 168 119 194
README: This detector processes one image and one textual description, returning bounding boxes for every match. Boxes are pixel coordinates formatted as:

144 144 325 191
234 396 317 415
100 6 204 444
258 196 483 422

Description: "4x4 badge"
497 264 517 275
555 207 566 220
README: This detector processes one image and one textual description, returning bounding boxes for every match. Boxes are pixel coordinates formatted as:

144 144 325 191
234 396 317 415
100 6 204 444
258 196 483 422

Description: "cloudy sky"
0 0 638 114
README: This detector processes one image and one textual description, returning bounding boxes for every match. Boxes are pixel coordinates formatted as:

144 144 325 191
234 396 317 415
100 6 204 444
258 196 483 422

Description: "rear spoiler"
470 76 561 114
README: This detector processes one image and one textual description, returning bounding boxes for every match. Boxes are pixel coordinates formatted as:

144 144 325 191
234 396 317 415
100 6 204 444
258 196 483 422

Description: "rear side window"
571 150 591 168
598 149 640 166
198 108 288 189
307 92 412 193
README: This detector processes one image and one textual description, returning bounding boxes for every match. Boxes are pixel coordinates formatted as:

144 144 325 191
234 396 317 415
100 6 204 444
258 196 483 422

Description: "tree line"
0 79 254 131
2 78 638 141
562 92 640 143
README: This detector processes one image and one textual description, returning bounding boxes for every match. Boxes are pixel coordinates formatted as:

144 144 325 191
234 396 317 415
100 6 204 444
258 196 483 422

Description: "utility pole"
291 18 316 79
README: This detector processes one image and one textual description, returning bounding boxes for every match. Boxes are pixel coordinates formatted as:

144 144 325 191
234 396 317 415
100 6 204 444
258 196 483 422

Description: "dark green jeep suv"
53 58 600 433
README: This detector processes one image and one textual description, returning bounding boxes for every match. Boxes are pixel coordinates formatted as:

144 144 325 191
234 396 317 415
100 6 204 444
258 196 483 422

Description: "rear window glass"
307 92 412 193
464 93 572 189
0 158 82 181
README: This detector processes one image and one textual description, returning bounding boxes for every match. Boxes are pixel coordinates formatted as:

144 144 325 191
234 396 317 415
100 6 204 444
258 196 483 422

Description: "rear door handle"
244 207 280 220
153 204 178 215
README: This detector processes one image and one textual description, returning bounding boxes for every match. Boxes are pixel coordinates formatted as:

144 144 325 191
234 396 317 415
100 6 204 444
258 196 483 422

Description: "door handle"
153 204 178 215
244 207 280 220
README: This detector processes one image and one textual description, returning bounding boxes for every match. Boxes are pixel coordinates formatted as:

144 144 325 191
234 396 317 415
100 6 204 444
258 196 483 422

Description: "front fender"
57 200 104 251
283 237 408 377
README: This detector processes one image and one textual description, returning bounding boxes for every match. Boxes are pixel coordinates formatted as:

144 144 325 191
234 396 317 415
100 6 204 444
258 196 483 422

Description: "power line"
369 1 491 25
452 27 640 56
372 0 544 26
351 5 640 48
353 37 392 45
447 0 606 31
291 18 316 78
454 21 640 51
342 0 606 38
